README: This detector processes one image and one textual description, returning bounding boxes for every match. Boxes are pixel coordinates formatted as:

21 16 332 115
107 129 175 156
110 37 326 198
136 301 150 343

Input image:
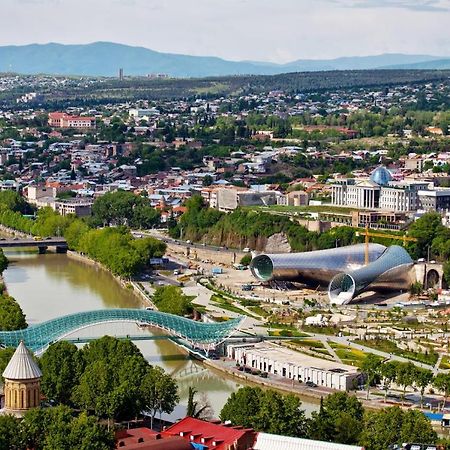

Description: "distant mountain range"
0 42 449 77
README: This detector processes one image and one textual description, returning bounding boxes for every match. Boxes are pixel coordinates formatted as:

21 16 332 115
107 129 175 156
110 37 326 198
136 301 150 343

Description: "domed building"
1 341 42 417
370 166 393 186
331 165 429 212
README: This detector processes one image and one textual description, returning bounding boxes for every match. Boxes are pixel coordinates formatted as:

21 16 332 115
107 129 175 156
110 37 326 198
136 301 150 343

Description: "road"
133 229 244 255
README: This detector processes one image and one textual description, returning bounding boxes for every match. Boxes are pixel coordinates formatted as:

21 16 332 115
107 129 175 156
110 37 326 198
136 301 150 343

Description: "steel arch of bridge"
0 309 244 354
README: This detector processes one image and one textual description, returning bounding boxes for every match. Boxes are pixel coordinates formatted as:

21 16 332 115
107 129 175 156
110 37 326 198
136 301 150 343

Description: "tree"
433 373 450 411
253 390 309 437
379 361 398 402
0 248 8 274
141 366 179 428
67 412 115 450
309 397 335 442
0 346 15 382
361 354 381 400
415 368 433 408
396 362 416 405
0 295 27 331
186 386 210 419
360 407 437 450
310 392 364 445
40 341 80 405
152 286 193 316
220 386 263 429
21 406 114 450
240 254 252 266
202 175 213 187
220 387 308 438
0 414 21 450
408 212 443 259
73 337 150 425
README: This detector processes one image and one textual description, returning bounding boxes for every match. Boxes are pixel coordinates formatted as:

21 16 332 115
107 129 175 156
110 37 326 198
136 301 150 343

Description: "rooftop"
235 342 359 374
2 341 42 380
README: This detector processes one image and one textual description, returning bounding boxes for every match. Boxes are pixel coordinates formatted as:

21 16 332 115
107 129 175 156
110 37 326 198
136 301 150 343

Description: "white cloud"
1 0 449 62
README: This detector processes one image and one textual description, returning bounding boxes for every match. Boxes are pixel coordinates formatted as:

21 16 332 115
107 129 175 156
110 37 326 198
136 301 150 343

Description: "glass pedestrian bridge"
0 309 244 354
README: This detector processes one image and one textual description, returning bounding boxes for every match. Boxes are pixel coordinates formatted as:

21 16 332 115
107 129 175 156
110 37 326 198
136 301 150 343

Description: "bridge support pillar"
56 246 68 254
38 246 48 254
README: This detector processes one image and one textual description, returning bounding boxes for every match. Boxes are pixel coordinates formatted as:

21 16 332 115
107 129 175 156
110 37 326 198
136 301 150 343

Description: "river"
2 249 318 417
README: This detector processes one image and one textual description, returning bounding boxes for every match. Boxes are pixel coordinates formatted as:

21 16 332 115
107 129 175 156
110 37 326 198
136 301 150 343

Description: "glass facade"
250 244 386 285
328 245 414 304
0 309 244 353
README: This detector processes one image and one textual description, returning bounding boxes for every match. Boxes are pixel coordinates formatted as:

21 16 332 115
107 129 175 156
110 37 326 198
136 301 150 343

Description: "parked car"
305 381 318 388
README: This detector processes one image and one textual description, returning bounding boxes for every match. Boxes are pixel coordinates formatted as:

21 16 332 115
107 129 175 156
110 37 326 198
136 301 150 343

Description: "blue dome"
370 166 392 185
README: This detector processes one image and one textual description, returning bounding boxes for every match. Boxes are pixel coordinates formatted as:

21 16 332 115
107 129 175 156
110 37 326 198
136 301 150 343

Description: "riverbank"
66 250 155 309
203 356 423 412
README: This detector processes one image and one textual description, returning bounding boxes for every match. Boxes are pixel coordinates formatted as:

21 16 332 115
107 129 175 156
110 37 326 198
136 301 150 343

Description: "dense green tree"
310 392 364 445
360 407 437 450
40 341 80 405
220 387 308 438
91 191 159 229
0 294 27 331
73 337 150 424
253 390 309 438
220 386 263 429
408 212 444 259
63 219 90 249
67 412 115 450
21 406 114 450
0 414 21 449
0 190 31 214
152 286 193 316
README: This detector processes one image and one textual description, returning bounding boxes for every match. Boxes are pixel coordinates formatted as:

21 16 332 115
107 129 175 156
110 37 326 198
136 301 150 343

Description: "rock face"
264 233 291 253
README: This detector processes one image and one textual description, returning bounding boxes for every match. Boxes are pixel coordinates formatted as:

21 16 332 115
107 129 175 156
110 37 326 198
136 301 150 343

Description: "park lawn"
354 339 438 366
329 342 368 366
247 305 270 318
210 294 259 319
268 329 308 337
291 339 326 349
440 356 450 370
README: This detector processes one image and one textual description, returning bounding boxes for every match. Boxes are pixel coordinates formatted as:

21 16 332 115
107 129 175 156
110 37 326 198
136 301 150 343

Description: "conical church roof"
2 341 42 380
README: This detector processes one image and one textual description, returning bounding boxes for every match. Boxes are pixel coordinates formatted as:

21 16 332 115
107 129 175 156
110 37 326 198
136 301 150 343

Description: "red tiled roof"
164 417 255 450
115 428 191 450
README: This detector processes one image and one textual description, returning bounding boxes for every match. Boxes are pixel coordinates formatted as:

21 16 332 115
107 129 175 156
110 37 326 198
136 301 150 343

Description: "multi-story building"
217 187 280 212
418 189 450 212
331 166 429 212
55 199 93 218
48 112 96 129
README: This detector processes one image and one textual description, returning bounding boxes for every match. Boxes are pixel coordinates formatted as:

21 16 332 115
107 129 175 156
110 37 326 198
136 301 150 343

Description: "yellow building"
1 341 42 416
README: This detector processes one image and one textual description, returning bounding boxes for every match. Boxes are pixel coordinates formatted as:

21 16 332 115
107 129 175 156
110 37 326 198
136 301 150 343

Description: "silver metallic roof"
2 341 42 380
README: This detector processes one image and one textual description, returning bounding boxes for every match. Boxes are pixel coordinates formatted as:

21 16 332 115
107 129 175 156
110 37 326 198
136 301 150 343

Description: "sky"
1 0 450 63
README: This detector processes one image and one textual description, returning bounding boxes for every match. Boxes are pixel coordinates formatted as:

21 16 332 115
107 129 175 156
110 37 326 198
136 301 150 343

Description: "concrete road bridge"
0 237 68 253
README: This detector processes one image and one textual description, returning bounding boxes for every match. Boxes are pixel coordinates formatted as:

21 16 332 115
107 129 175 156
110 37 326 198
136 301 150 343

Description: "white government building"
331 166 429 212
226 342 361 391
